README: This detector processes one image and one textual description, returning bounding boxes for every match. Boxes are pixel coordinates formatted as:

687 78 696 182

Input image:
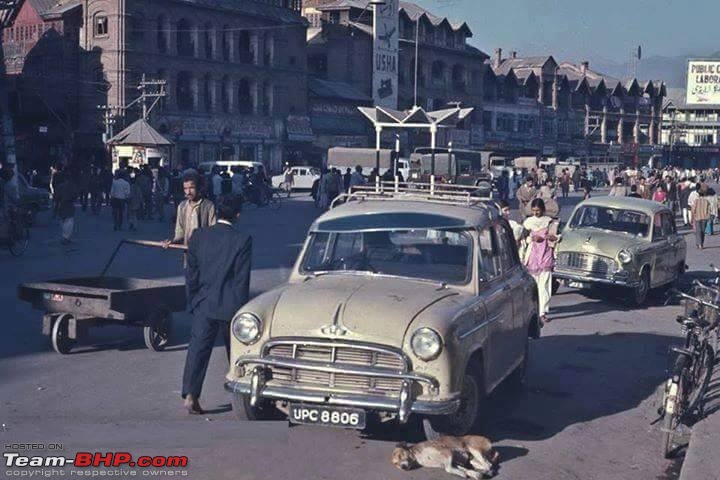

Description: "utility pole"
98 105 119 145
125 74 167 120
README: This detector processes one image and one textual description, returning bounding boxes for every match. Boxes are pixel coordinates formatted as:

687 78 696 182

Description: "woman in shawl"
522 198 559 325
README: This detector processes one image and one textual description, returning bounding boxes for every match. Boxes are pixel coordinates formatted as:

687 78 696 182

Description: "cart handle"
100 239 188 277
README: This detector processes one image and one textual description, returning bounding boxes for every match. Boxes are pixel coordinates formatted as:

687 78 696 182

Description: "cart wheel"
144 310 172 352
51 314 75 355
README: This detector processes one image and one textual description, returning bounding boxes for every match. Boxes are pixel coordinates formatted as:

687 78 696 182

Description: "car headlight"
231 313 261 345
411 327 442 361
618 250 633 264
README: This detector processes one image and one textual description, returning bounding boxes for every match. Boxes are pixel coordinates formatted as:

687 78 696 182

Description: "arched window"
156 15 168 53
177 19 194 57
93 12 108 37
238 78 253 114
203 74 213 112
177 71 194 111
263 33 273 66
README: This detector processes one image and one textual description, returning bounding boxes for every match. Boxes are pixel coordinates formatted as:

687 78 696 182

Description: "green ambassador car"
555 196 686 306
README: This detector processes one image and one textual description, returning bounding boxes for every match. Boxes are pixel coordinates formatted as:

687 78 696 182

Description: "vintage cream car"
225 185 539 439
555 196 687 306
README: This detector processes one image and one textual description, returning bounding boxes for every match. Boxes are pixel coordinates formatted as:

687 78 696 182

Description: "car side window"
493 222 518 272
477 228 501 282
299 169 307 176
662 212 676 236
653 213 665 240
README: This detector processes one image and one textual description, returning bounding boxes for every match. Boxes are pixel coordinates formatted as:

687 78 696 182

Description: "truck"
409 148 491 186
327 147 410 179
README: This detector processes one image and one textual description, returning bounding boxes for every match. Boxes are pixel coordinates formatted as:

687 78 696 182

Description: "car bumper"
225 357 460 421
554 269 639 288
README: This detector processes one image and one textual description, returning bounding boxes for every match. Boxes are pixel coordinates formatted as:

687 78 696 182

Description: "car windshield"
301 228 472 284
569 205 651 237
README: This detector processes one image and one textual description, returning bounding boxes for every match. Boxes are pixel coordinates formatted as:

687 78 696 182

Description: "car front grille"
557 252 617 277
263 341 407 396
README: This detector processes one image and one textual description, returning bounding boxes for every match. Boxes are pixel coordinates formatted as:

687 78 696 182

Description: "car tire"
508 335 530 391
628 269 650 307
422 369 483 440
231 391 283 421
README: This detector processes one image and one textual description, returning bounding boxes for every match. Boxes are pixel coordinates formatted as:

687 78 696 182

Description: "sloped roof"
494 56 555 77
28 0 81 19
107 119 173 147
309 77 371 102
358 105 473 126
177 0 306 25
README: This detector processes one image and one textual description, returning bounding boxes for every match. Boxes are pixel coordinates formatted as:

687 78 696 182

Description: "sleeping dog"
391 435 499 479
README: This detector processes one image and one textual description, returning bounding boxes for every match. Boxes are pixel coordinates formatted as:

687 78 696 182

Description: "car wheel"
230 391 283 421
422 370 482 440
508 335 530 391
629 269 650 306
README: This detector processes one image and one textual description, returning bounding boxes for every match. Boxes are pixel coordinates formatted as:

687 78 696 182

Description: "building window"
496 113 514 132
452 65 466 92
222 26 230 61
177 19 195 57
177 71 194 111
263 34 273 66
204 24 213 59
221 75 230 113
431 60 445 86
157 15 168 53
94 13 108 37
329 12 340 24
238 78 253 114
261 81 272 116
238 31 253 64
203 74 213 112
308 54 327 78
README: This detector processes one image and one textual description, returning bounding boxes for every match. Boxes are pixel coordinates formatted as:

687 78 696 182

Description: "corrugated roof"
28 0 80 19
309 77 371 102
107 119 173 147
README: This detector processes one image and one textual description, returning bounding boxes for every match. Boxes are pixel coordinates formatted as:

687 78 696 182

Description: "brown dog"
391 435 499 479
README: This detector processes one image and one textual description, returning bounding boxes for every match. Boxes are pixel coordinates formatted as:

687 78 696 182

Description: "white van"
197 161 265 177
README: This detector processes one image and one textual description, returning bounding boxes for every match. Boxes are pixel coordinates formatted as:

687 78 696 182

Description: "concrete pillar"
617 108 625 144
649 105 657 145
584 100 590 136
601 106 608 144
552 75 559 110
634 112 641 144
538 80 545 104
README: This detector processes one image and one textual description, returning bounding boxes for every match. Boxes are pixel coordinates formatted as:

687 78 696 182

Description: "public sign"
686 60 720 105
373 0 399 109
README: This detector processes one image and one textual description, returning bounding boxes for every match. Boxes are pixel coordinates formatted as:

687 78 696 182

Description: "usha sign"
686 60 720 105
372 0 399 109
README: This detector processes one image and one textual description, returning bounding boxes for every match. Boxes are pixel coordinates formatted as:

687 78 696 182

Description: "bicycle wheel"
270 191 282 211
685 342 715 416
662 356 687 458
8 224 29 257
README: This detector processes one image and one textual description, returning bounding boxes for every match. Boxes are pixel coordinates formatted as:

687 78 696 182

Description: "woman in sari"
522 198 559 325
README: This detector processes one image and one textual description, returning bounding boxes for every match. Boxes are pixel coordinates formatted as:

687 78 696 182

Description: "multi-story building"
485 50 666 164
661 95 720 168
305 0 488 154
80 0 308 171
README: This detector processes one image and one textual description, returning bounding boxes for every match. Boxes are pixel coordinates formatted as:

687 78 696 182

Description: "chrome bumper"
554 269 639 287
227 357 458 421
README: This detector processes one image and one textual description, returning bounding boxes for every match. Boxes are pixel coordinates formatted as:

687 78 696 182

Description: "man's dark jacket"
186 222 252 320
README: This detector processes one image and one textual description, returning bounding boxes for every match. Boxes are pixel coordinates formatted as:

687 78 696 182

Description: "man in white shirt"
109 171 131 230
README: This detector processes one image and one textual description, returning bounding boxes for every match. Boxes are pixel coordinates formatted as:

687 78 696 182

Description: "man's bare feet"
184 395 203 415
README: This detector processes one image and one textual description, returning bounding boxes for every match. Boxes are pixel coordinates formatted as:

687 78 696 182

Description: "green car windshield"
569 205 651 237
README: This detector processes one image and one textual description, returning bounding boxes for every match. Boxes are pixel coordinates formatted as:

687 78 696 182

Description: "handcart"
18 239 187 355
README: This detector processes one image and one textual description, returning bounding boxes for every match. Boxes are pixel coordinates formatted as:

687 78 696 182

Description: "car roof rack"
330 180 495 209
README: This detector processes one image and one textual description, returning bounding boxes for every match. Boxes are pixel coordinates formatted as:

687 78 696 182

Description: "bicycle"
659 286 719 458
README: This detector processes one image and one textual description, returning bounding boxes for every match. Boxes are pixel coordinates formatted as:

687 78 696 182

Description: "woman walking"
522 199 559 325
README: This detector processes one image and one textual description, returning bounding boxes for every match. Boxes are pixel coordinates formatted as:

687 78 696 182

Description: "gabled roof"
107 119 173 147
358 105 473 127
28 0 81 20
399 1 472 35
493 56 556 77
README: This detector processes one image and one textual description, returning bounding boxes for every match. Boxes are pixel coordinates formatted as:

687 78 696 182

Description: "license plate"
288 404 366 429
568 281 589 289
44 293 64 302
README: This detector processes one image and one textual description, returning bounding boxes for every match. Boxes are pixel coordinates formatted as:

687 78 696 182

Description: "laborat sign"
372 0 399 109
686 60 720 105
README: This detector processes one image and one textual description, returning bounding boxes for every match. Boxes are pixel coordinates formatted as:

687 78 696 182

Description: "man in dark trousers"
181 195 251 414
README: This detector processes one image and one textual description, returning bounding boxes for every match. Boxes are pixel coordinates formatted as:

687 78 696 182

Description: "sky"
411 0 720 63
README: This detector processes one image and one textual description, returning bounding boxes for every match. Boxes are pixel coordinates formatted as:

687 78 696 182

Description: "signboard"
372 0 398 109
686 60 720 105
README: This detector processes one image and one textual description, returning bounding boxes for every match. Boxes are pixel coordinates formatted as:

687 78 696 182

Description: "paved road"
1 191 715 480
